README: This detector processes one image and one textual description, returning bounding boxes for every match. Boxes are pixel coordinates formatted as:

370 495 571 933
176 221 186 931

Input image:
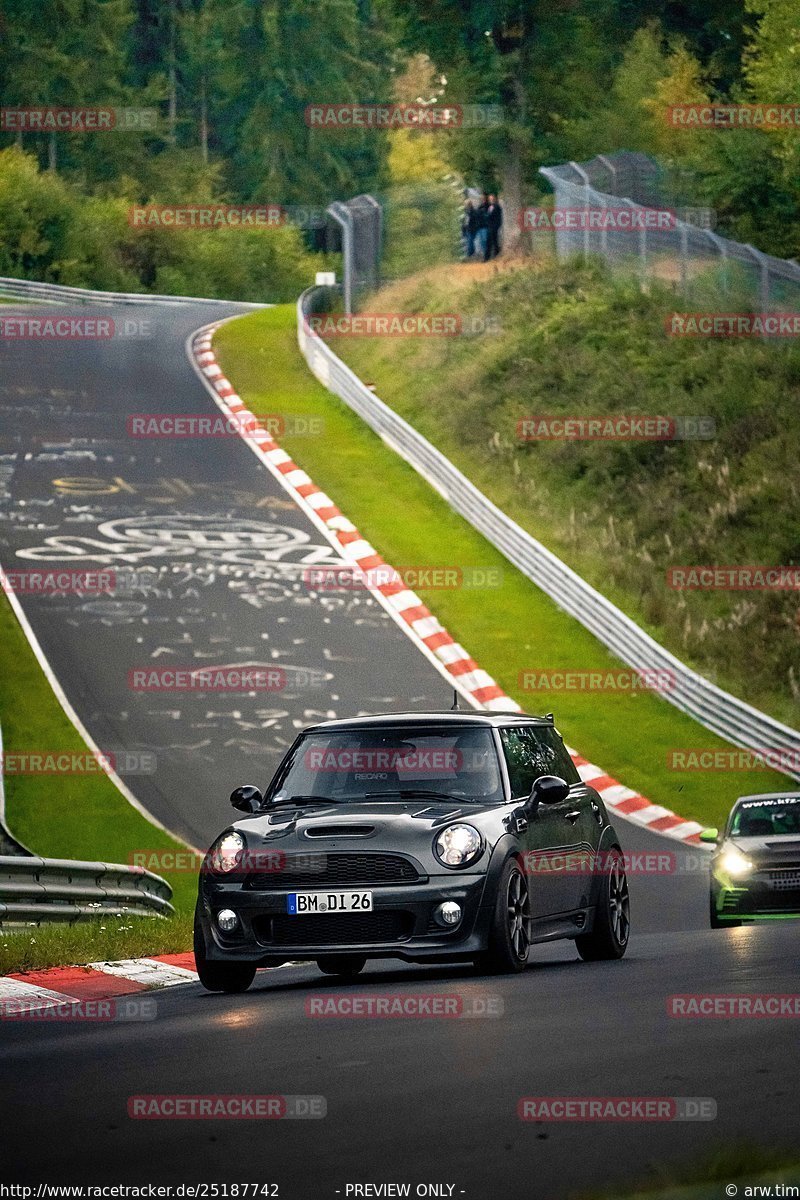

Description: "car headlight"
209 831 245 874
434 823 482 869
720 846 754 877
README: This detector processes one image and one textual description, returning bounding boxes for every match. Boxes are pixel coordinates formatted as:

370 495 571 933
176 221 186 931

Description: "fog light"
216 908 239 933
434 901 462 927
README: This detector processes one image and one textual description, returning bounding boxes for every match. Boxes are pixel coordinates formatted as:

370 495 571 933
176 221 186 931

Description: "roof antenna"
451 688 460 710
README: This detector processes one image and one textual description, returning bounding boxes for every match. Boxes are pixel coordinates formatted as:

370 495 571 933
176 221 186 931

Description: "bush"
0 147 327 301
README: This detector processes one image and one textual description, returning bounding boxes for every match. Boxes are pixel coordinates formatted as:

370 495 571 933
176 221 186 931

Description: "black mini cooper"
194 711 630 991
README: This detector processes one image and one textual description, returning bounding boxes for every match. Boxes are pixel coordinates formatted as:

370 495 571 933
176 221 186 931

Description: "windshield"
268 725 504 804
731 797 800 838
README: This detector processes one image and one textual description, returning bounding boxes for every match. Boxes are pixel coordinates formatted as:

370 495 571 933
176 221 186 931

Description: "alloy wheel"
507 869 530 960
608 858 630 946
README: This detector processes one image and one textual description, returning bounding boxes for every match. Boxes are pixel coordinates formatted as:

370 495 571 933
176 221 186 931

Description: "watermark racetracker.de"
0 106 157 132
517 415 715 441
304 103 504 130
127 1095 326 1119
518 1096 716 1121
303 313 500 337
305 993 503 1019
0 314 154 340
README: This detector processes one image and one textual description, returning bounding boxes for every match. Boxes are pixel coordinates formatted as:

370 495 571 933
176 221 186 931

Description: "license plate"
287 890 373 915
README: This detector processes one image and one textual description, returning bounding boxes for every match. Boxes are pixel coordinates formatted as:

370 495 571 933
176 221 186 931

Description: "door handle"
565 810 582 823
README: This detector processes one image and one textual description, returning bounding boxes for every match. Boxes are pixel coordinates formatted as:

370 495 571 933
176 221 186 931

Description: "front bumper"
198 872 492 964
713 869 800 919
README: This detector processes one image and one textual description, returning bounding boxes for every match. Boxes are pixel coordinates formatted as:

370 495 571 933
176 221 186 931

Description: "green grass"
0 911 194 976
583 1146 800 1199
329 259 800 730
0 593 197 970
214 305 793 830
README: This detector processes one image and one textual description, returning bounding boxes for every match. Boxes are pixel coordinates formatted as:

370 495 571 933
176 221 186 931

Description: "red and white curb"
569 751 703 842
0 955 315 1013
187 323 706 850
0 954 198 1015
190 325 509 711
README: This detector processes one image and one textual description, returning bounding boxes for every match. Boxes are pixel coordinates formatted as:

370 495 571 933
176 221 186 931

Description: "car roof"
735 791 800 805
304 710 555 733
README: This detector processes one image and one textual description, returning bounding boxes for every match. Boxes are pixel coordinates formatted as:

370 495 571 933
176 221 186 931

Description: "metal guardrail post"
326 202 355 315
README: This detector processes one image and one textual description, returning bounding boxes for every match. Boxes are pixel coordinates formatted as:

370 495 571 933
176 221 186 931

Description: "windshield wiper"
365 789 463 802
266 795 340 808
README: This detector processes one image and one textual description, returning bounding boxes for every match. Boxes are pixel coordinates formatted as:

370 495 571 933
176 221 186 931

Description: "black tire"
710 889 741 929
193 910 257 993
475 858 530 974
576 848 630 962
316 955 367 977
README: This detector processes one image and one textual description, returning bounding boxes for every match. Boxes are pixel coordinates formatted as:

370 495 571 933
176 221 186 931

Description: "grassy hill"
330 258 800 730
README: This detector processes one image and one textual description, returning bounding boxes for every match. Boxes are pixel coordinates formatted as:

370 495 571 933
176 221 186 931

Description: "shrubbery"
0 148 326 301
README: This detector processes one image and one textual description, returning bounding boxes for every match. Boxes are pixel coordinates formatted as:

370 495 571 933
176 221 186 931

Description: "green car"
702 792 800 927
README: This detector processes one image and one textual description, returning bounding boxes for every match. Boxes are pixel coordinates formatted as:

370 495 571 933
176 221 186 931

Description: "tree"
230 0 393 204
743 0 800 204
389 1 627 249
0 0 133 172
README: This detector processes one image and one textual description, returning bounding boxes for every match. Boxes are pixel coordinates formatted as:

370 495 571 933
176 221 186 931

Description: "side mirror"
230 785 263 814
699 827 719 844
524 774 570 816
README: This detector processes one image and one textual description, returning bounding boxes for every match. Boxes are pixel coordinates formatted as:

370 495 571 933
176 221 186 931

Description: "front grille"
246 852 419 889
768 870 800 890
753 892 800 907
257 911 414 946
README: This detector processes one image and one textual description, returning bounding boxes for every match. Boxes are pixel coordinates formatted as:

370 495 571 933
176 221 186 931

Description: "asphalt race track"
0 301 449 848
1 300 798 1199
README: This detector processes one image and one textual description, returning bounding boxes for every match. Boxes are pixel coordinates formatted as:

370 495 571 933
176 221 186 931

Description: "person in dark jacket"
474 193 490 259
462 200 481 258
484 193 503 261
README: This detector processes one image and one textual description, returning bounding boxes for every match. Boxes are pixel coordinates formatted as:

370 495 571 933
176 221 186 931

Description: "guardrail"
0 717 173 921
0 276 265 308
297 285 800 780
0 856 174 924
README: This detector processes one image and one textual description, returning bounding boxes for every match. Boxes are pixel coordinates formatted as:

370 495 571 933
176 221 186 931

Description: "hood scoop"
304 824 375 838
766 840 800 851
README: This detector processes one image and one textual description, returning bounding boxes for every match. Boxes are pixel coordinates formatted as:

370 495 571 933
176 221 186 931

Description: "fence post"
706 231 729 298
362 194 383 289
679 221 689 298
569 161 591 260
596 156 617 263
619 197 648 285
744 243 771 311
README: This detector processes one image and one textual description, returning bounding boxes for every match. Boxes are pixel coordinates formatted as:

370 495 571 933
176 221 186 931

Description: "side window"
541 728 581 785
500 727 559 798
